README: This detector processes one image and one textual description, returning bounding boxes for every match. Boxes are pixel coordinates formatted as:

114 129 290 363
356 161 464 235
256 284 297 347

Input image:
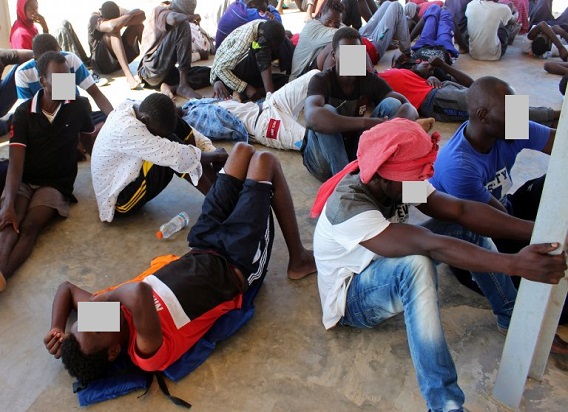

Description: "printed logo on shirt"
485 167 512 202
266 118 281 139
358 105 367 116
393 204 409 223
153 296 163 312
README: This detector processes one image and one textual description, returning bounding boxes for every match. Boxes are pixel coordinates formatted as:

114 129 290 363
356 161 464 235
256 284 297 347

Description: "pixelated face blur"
70 321 116 356
320 9 341 29
40 60 70 102
384 180 403 203
333 37 362 76
488 85 514 139
25 0 39 21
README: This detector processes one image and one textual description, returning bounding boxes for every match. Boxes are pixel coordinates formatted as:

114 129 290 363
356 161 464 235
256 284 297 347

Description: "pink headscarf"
310 118 440 218
10 0 39 50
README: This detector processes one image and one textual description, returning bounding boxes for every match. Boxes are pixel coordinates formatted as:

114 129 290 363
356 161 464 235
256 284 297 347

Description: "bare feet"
177 84 202 100
287 248 317 280
160 83 176 100
416 117 435 133
0 271 6 292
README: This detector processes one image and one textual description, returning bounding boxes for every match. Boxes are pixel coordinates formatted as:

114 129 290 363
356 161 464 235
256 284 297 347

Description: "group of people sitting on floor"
0 1 567 411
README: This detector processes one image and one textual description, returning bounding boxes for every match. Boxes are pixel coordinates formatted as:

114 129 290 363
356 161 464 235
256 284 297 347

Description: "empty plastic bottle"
156 211 190 239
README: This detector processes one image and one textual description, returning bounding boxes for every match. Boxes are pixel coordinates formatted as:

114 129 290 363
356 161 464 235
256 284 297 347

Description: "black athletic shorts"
188 173 275 287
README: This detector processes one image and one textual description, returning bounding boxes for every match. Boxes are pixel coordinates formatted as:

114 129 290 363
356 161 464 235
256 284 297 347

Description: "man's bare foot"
288 248 317 280
0 271 6 292
177 84 202 100
160 83 176 100
416 117 435 132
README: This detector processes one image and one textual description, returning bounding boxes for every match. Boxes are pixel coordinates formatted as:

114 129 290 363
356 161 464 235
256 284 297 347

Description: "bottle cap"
156 231 163 239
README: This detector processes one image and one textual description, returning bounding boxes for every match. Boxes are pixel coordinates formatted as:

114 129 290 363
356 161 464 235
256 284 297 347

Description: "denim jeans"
302 97 402 182
421 219 517 331
340 255 465 412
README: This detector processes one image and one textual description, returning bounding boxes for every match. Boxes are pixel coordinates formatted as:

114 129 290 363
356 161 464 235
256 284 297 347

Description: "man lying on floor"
43 143 316 381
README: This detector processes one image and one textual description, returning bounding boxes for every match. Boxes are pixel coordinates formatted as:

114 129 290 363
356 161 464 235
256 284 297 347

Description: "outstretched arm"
97 9 146 33
410 18 425 41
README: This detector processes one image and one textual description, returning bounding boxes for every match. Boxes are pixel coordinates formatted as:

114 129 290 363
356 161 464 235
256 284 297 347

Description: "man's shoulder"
17 58 37 73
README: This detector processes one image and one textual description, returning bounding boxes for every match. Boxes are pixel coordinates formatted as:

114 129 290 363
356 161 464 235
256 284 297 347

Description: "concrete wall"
0 0 11 48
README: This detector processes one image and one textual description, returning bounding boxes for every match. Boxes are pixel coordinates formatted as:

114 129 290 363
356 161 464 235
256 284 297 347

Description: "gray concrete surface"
0 3 567 412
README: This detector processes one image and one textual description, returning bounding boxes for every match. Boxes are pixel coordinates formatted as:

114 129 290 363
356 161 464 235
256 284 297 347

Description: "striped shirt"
210 20 264 93
15 52 94 100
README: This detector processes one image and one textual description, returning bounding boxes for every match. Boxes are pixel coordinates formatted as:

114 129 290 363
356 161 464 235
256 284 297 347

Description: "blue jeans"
340 255 465 412
421 219 517 331
302 97 402 182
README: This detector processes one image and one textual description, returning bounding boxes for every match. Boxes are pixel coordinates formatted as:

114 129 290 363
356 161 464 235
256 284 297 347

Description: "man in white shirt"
311 118 566 411
91 93 228 222
465 0 518 60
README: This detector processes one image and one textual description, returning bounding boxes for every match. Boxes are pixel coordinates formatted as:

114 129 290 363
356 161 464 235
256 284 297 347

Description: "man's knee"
232 142 256 159
373 97 402 118
250 151 279 173
401 255 438 290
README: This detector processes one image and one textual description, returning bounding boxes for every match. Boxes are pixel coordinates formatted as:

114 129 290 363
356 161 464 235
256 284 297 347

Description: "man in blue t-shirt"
429 76 568 345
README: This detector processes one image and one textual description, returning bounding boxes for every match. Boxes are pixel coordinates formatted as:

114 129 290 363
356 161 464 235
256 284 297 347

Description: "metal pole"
493 99 568 408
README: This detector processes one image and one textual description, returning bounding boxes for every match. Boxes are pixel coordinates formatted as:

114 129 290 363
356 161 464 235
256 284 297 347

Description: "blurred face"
39 60 70 102
320 10 341 29
70 321 118 357
485 85 514 139
25 0 39 21
382 179 403 203
332 37 361 77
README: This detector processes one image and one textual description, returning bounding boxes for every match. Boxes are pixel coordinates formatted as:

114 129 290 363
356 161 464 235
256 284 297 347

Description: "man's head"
169 0 196 15
466 76 514 138
37 51 70 101
331 27 362 75
251 0 269 12
60 321 122 383
412 61 434 79
259 20 286 54
531 35 551 56
358 118 439 203
100 1 120 19
318 0 344 29
32 33 60 61
137 93 177 138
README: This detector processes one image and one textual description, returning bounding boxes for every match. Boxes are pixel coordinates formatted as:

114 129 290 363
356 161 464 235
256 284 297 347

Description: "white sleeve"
331 210 391 252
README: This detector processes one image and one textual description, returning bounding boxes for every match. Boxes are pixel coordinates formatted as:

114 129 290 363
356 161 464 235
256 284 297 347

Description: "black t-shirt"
88 13 104 54
306 67 393 157
11 91 94 199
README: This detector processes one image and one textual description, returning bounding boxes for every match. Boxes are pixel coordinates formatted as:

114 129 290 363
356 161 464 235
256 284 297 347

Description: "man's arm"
360 222 565 283
97 9 146 33
166 11 195 26
541 127 556 155
410 18 425 41
552 25 568 43
417 190 533 241
85 84 113 116
429 57 474 87
304 94 387 134
530 22 568 59
92 282 162 357
44 281 92 358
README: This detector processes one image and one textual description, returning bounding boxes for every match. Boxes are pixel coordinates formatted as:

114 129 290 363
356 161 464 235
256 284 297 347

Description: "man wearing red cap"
312 118 566 412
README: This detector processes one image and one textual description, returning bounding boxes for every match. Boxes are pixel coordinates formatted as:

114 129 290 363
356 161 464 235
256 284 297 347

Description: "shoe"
91 72 109 87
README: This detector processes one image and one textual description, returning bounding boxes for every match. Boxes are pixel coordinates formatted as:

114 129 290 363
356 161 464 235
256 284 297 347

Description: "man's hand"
212 81 231 100
32 13 48 32
427 76 442 89
512 243 567 284
244 84 257 100
429 56 444 67
0 205 19 234
198 49 209 60
43 327 65 359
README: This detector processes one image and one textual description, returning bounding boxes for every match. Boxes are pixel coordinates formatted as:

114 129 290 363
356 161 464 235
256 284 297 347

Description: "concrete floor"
1 5 568 412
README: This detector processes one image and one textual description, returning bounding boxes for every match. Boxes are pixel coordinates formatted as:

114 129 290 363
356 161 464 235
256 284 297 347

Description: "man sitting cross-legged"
91 93 229 223
44 143 316 381
0 51 95 291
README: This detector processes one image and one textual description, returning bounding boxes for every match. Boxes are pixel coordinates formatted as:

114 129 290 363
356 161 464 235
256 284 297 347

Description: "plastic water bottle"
156 212 190 239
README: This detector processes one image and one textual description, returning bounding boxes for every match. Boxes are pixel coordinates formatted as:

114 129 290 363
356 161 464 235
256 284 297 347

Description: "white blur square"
402 181 428 204
505 95 528 139
51 73 76 101
338 45 366 76
78 302 120 332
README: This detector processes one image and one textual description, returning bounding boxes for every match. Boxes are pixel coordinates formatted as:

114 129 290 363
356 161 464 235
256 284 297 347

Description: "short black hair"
100 1 120 19
36 51 66 78
61 334 110 384
259 19 285 45
466 76 511 115
332 27 361 52
531 36 551 56
320 0 345 15
560 75 568 96
32 33 60 60
139 93 177 134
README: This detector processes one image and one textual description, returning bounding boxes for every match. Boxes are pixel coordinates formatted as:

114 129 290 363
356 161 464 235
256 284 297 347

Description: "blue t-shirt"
430 120 550 211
